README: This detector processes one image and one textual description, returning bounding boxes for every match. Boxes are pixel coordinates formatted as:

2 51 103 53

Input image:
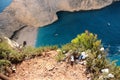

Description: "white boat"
107 22 111 26
55 33 58 36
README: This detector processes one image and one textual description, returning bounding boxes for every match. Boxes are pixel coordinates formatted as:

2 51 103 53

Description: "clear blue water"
0 0 12 12
36 2 120 65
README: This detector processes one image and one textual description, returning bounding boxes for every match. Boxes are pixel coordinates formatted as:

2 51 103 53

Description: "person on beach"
23 41 27 47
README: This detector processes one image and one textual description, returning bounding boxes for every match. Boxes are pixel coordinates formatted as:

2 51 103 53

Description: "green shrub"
0 38 24 63
61 43 76 52
46 45 58 50
0 60 11 67
9 52 24 63
0 60 11 73
71 30 101 50
22 45 58 59
0 40 13 59
22 46 37 57
56 31 120 80
55 51 65 62
39 45 58 52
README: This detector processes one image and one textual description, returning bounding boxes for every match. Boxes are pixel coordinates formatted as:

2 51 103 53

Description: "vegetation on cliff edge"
0 31 120 80
56 31 120 80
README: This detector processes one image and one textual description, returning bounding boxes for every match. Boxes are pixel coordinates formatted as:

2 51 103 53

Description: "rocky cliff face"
0 0 119 38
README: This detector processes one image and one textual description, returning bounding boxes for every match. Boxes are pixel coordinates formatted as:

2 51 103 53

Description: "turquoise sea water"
0 0 12 12
36 2 120 65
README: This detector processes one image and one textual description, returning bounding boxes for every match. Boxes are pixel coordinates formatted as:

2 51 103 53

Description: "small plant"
0 60 11 73
55 51 65 62
61 43 76 52
0 60 11 67
9 52 24 63
71 30 101 50
0 40 13 59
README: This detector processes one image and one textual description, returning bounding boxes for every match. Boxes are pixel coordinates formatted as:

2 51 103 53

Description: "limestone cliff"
0 0 119 38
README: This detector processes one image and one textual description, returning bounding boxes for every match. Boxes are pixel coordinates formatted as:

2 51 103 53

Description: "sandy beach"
16 27 38 47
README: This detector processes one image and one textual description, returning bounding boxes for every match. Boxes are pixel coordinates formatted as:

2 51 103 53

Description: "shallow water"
0 0 12 12
36 2 120 65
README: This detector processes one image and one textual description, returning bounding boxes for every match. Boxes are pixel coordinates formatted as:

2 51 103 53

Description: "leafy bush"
9 52 25 63
0 38 23 63
0 60 11 73
61 43 78 52
0 60 11 67
38 45 58 52
71 30 101 50
22 45 58 59
22 46 38 58
55 51 65 62
56 31 120 80
0 39 13 59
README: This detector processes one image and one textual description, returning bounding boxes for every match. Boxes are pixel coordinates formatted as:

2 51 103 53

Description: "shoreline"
16 27 38 47
0 0 117 48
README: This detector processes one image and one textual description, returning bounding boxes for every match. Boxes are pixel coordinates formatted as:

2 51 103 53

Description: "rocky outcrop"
0 35 19 48
0 0 119 39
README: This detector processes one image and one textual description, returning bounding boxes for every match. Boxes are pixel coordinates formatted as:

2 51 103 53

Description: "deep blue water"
36 2 120 65
0 0 12 12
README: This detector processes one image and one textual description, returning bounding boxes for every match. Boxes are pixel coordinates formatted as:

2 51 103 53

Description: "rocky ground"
10 51 87 80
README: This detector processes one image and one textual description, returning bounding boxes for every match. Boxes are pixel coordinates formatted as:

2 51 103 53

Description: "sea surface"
0 0 12 12
36 2 120 65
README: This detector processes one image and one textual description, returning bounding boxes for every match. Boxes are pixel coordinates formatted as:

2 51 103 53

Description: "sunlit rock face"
0 0 119 37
